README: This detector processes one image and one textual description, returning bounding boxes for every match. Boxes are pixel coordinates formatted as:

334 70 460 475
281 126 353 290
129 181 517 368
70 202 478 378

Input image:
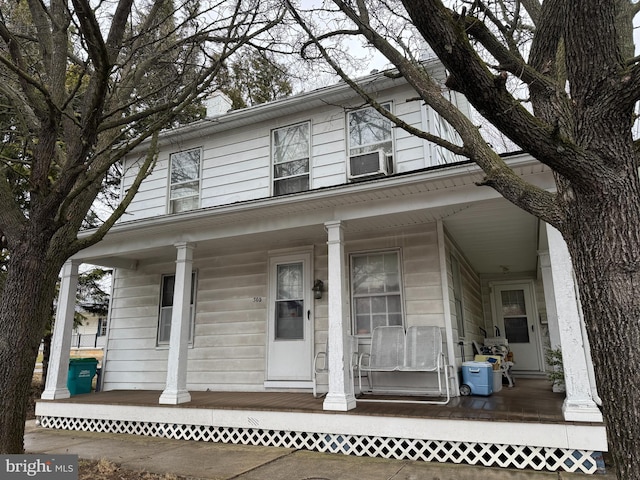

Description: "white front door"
492 282 542 372
266 252 313 381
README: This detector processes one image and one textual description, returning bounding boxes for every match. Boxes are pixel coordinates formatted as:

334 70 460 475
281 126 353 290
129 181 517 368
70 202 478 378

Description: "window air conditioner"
348 150 392 180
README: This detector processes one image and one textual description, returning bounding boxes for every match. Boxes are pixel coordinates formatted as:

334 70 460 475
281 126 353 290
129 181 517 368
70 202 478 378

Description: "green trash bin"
67 358 98 396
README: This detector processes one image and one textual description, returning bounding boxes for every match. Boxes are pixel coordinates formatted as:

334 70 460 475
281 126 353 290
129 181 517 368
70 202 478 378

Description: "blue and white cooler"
460 361 493 396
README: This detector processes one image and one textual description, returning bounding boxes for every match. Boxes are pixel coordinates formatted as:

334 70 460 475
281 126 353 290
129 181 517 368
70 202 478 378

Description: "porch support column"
41 260 80 400
159 242 195 405
323 221 356 411
537 250 564 392
546 226 602 422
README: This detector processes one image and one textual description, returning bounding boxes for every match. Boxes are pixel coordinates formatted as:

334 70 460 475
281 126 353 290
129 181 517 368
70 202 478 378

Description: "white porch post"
546 225 603 422
323 221 357 411
537 250 564 392
159 242 194 404
41 260 80 400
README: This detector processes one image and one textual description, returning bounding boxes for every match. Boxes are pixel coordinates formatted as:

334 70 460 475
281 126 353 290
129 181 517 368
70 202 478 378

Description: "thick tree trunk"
0 243 63 453
562 171 640 479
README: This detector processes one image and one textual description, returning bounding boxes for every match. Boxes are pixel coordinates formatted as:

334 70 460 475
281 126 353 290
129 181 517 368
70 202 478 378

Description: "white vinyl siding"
103 226 447 392
120 82 465 221
446 235 484 364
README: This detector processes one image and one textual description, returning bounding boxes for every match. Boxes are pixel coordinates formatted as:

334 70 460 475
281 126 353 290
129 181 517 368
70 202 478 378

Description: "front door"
267 252 313 381
492 282 542 372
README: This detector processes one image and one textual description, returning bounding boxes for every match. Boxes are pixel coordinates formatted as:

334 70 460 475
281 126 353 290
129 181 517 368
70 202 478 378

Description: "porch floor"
39 378 576 425
36 378 609 473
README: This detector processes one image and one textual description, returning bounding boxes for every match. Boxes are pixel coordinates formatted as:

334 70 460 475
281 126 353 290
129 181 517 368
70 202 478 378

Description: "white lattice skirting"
38 416 604 474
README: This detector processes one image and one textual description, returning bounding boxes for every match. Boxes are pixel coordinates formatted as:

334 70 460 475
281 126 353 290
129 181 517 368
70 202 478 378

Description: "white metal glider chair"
358 325 450 404
403 325 450 404
358 325 405 393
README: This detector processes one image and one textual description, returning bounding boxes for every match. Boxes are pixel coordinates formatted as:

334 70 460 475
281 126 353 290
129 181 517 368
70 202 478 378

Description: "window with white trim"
272 122 310 196
348 103 393 155
347 103 393 179
157 272 197 345
98 318 107 336
169 148 201 213
351 251 404 336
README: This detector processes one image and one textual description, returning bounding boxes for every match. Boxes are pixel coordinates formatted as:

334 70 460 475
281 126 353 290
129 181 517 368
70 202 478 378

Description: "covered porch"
38 155 606 472
36 378 607 473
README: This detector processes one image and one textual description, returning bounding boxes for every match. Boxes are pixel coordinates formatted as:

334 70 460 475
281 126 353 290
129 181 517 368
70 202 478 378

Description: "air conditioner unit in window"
348 150 392 180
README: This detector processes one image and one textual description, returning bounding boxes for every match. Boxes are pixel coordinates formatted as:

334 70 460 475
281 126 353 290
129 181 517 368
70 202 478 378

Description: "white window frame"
347 102 394 164
99 318 107 337
350 249 404 337
451 254 465 338
157 272 197 346
168 148 201 213
272 121 311 196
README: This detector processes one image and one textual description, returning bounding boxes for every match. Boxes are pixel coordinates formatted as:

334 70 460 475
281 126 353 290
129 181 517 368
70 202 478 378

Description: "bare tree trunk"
0 243 62 453
561 170 640 479
40 332 52 391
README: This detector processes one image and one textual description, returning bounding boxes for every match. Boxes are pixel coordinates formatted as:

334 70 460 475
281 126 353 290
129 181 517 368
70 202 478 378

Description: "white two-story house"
38 61 608 474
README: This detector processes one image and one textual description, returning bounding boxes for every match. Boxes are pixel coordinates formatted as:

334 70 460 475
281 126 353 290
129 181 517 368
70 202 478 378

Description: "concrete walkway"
24 421 614 480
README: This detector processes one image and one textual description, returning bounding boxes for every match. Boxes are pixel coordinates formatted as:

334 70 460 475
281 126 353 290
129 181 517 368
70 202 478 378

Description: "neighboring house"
72 309 107 349
38 60 606 473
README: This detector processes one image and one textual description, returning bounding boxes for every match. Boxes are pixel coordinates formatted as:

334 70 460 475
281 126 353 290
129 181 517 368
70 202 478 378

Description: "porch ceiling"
442 198 539 275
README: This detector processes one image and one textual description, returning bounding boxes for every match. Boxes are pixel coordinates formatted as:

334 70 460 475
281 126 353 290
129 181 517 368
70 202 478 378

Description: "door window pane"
501 290 526 316
501 289 529 343
275 262 304 340
277 263 303 299
275 300 304 340
504 317 530 343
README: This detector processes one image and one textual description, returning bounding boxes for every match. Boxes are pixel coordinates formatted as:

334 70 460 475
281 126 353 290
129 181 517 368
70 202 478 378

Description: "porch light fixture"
312 279 324 299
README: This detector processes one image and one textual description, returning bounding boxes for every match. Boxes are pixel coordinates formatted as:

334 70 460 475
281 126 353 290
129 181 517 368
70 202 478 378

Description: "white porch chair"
358 325 405 392
402 325 450 404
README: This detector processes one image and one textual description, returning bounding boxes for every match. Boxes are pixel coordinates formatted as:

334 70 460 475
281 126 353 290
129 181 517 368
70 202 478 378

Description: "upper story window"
169 148 201 213
272 122 310 196
351 250 404 336
347 103 393 180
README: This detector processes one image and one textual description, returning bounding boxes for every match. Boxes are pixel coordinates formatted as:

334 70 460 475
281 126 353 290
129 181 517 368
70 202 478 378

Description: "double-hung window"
98 318 107 337
158 272 197 345
347 103 393 179
272 122 310 195
351 251 403 336
169 148 201 213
